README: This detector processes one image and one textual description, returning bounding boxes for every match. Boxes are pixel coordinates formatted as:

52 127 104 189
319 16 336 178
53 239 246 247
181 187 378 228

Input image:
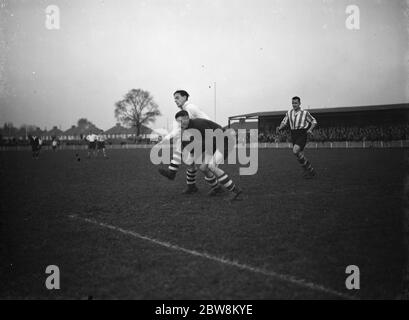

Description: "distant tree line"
1 88 162 146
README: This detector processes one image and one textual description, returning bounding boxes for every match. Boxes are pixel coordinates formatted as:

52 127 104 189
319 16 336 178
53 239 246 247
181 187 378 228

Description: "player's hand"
275 127 281 134
307 130 313 136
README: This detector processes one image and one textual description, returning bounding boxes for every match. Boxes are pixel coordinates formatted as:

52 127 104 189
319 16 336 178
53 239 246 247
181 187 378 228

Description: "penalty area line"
68 214 357 300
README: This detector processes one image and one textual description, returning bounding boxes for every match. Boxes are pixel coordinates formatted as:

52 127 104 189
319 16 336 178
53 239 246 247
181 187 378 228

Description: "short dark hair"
174 90 190 99
292 96 301 103
175 110 189 119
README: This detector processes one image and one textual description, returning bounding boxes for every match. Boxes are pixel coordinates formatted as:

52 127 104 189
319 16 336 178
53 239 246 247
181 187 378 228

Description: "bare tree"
2 122 16 138
3 122 15 133
114 89 161 136
77 118 95 129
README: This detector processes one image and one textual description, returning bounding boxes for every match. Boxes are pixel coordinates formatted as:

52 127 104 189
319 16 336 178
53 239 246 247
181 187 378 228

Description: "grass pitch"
0 148 407 299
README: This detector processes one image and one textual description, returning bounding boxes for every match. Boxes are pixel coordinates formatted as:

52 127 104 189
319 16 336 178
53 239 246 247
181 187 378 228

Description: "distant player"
174 110 242 201
158 90 222 195
276 96 317 178
85 132 97 158
51 139 58 152
96 134 108 158
29 135 41 159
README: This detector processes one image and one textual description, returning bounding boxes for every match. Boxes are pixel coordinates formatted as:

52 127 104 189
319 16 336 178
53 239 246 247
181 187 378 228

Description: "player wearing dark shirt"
158 90 213 194
29 135 41 159
174 110 242 201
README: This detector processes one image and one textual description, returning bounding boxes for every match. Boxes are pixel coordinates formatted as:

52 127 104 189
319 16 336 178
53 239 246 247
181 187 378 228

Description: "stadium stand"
229 103 409 144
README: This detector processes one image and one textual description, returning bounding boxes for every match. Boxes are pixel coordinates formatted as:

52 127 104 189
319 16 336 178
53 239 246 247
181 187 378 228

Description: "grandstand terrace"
229 103 409 146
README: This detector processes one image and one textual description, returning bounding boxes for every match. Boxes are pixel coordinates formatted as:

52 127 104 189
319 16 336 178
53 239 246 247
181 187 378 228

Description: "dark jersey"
29 136 40 150
186 118 222 139
183 118 232 156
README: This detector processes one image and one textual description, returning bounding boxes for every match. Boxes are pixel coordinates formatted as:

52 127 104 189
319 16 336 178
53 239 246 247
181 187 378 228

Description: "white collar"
181 101 191 110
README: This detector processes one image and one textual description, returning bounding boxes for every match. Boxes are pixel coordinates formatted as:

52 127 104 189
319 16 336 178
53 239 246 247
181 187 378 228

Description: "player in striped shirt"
158 90 223 195
276 96 317 178
174 110 242 201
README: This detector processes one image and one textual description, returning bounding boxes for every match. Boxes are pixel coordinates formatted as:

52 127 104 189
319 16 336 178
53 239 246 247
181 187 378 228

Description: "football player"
276 96 317 178
158 90 223 195
174 110 242 201
96 134 108 158
29 135 41 159
85 132 97 158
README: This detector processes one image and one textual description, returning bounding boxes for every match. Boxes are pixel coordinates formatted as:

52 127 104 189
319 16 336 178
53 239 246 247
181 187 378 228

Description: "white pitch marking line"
68 214 357 300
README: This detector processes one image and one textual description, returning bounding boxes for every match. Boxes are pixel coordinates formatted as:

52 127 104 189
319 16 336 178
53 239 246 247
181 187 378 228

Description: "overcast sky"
0 0 408 131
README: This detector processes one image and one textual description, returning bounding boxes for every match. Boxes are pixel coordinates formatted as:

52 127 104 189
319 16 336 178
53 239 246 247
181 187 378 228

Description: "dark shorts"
88 141 96 150
291 129 307 151
97 141 105 149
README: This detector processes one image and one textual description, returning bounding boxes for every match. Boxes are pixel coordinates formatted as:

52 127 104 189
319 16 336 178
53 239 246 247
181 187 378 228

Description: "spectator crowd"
258 124 409 143
2 124 409 147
